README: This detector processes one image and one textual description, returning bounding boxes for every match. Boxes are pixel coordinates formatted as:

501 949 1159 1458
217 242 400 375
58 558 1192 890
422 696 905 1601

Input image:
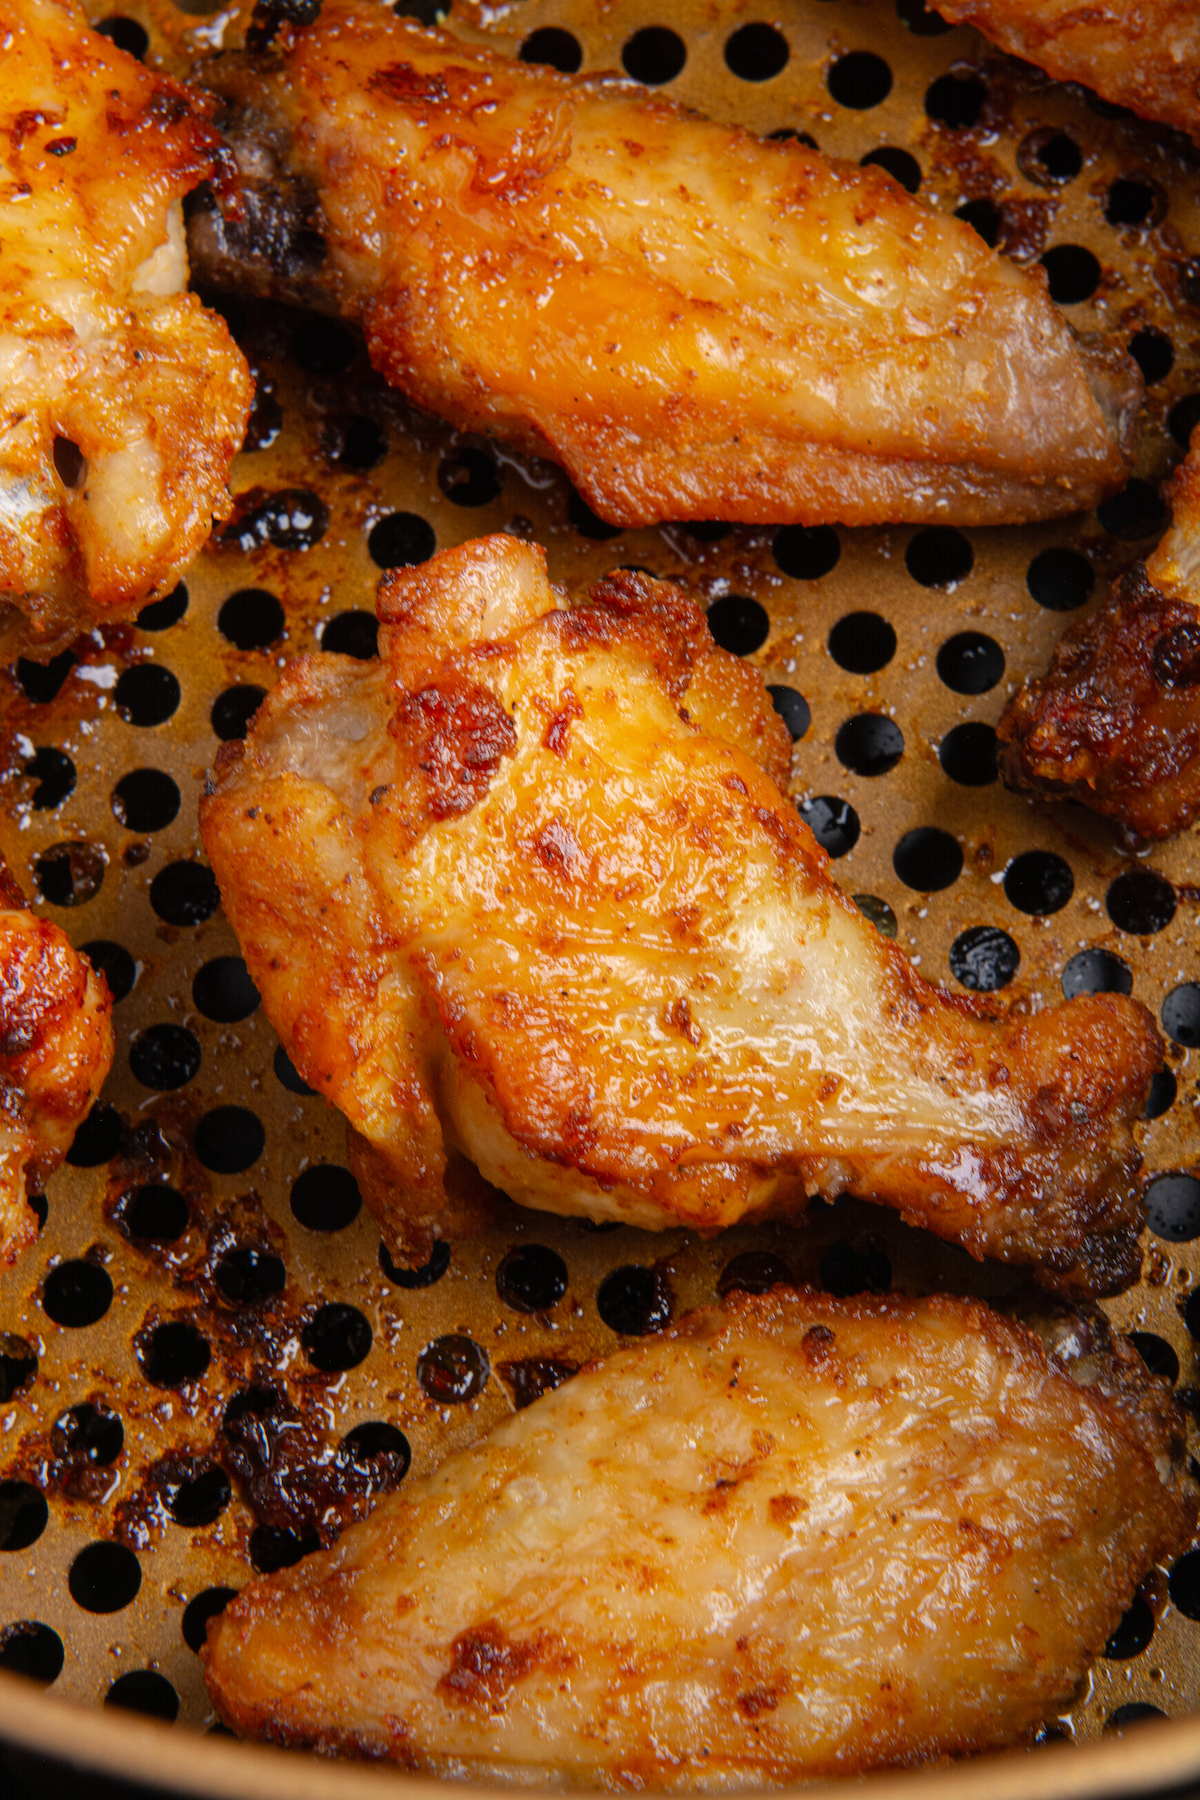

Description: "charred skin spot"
542 689 583 757
437 1621 541 1710
398 677 517 821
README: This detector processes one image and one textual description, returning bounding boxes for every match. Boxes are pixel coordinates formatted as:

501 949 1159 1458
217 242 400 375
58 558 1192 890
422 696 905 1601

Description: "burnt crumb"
12 1396 125 1507
737 1686 781 1718
496 1358 579 1410
437 1621 542 1710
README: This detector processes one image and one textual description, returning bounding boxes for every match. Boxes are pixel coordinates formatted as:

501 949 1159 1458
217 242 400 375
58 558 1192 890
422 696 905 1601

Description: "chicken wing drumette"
0 0 253 658
201 534 1160 1295
187 2 1138 529
205 1288 1196 1782
934 0 1200 145
999 441 1200 840
0 854 113 1261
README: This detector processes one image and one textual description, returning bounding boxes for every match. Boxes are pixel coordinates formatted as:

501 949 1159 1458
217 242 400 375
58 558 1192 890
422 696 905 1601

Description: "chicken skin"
933 0 1200 145
204 1288 1195 1783
999 442 1200 840
201 535 1160 1295
0 855 113 1261
186 3 1139 530
0 0 253 658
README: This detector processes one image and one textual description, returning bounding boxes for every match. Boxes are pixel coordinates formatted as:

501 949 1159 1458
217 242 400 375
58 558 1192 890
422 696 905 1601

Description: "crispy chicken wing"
186 3 1138 529
0 854 113 1261
0 0 253 658
204 1288 1196 1783
933 0 1200 144
200 535 1160 1295
999 442 1200 840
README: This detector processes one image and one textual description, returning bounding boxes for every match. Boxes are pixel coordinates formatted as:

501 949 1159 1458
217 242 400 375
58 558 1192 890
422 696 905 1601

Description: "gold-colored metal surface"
2 0 1200 1789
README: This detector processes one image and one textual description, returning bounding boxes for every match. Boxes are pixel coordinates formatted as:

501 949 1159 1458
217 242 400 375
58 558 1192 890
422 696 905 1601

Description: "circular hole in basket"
1061 949 1132 999
906 527 973 589
53 1402 124 1465
949 926 1019 992
292 317 356 376
773 524 839 580
115 664 181 728
94 16 147 56
1039 244 1101 304
819 1242 891 1296
1145 1173 1200 1242
1105 178 1162 227
182 1587 238 1654
706 595 769 656
828 50 892 109
341 1422 412 1485
34 841 106 907
1146 1068 1177 1119
596 1265 673 1335
716 1251 794 1296
130 1024 201 1091
725 22 789 82
170 1466 232 1529
69 1541 141 1614
111 768 180 833
0 1621 64 1684
1097 479 1170 541
1162 983 1200 1046
925 72 985 129
80 940 135 1003
322 611 380 660
368 511 436 569
939 722 996 786
519 26 582 72
621 25 686 84
218 589 285 651
1169 393 1200 449
1027 547 1095 611
861 146 921 192
835 713 904 777
105 1670 179 1722
194 1107 265 1175
1107 869 1176 934
137 584 188 632
797 796 860 857
303 1304 373 1372
893 828 962 892
854 894 897 937
438 448 502 508
274 1043 317 1096
1169 1549 1200 1620
1128 330 1174 385
766 685 810 740
322 414 387 472
0 1336 37 1404
1106 1704 1168 1732
828 611 895 674
897 0 952 34
67 1104 122 1167
1004 850 1073 916
497 1246 568 1312
1103 1596 1156 1660
211 685 267 741
380 1240 451 1288
243 387 282 453
249 1524 320 1575
139 1320 211 1389
16 651 76 704
43 1260 112 1328
215 1247 286 1306
150 861 219 926
122 1184 189 1244
955 197 1000 246
25 746 75 810
193 957 260 1023
417 1333 489 1401
567 489 622 540
1126 1331 1179 1383
291 1165 361 1231
0 1481 47 1551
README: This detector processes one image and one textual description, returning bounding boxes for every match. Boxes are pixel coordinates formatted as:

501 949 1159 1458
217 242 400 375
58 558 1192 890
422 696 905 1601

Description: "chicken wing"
0 0 253 658
185 3 1139 530
204 1288 1195 1782
933 0 1200 145
0 854 113 1261
200 534 1160 1296
998 442 1200 840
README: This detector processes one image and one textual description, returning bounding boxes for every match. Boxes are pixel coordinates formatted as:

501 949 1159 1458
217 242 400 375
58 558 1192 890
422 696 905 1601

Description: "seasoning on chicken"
200 534 1160 1297
186 2 1139 530
934 0 1200 145
999 441 1200 840
0 0 253 659
204 1288 1195 1781
0 854 113 1261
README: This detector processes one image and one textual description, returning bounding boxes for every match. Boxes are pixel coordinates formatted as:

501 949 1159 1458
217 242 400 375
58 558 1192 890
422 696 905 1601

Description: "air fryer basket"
2 0 1200 1791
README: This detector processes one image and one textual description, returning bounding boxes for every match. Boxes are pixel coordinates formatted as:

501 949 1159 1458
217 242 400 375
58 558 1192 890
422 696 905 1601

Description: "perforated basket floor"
2 0 1200 1781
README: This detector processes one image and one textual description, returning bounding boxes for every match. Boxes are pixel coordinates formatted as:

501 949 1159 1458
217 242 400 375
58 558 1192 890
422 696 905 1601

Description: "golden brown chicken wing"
933 0 1200 144
186 3 1138 530
204 1288 1196 1781
0 0 253 658
0 855 113 1261
200 534 1160 1295
999 442 1200 840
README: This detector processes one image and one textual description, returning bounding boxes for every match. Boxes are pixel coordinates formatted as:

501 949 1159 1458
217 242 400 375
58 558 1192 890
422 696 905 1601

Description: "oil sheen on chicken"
0 0 253 657
934 0 1200 144
0 855 113 1260
203 1288 1196 1784
187 2 1139 529
200 534 1160 1295
999 440 1200 839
